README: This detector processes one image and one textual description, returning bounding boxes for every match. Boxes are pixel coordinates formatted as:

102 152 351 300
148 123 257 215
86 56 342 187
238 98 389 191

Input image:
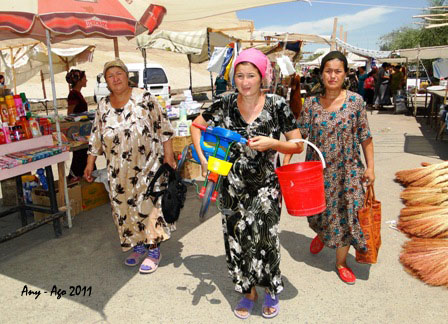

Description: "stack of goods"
0 145 69 170
0 92 52 144
395 161 448 287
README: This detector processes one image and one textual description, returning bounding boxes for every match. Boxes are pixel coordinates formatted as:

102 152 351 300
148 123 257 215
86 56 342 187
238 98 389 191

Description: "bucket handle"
274 138 326 169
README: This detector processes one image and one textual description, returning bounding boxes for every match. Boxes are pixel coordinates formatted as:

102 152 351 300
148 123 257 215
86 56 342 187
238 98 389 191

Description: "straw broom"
395 161 448 185
400 187 448 206
398 206 448 238
400 238 448 287
409 171 448 187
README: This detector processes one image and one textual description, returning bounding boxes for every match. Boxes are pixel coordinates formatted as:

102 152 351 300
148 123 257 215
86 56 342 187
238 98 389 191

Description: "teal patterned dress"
202 93 297 296
298 91 370 252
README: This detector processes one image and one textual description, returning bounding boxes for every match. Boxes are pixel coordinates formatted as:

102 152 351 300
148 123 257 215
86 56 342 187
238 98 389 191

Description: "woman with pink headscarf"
191 48 303 319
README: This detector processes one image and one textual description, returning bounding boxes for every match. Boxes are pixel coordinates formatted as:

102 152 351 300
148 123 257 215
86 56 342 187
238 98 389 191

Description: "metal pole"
414 47 420 117
207 28 214 100
188 54 192 91
141 48 148 90
10 47 17 94
45 29 72 228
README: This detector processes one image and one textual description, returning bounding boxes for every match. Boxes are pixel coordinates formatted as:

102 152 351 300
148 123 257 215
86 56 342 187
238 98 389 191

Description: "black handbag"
146 163 187 224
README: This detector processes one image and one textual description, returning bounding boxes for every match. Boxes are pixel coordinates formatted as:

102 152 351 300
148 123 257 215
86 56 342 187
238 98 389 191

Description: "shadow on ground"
408 116 448 160
279 230 371 281
0 185 222 318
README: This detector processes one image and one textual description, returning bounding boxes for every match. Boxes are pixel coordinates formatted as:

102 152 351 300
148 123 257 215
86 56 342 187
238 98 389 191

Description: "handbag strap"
146 163 174 200
363 185 374 208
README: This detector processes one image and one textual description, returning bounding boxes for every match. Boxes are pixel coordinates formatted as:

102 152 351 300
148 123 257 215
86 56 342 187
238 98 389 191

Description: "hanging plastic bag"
276 55 295 76
207 47 227 73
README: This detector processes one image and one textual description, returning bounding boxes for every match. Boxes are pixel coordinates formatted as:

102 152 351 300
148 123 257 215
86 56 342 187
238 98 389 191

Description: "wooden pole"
10 48 17 94
343 31 348 55
40 70 47 99
339 26 343 51
113 38 119 58
331 18 338 51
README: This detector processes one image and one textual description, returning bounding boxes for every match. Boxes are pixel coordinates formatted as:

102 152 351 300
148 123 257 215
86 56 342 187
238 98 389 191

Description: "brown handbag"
356 185 382 264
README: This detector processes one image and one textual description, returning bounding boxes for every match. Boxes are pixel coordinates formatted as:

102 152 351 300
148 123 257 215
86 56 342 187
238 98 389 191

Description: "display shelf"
0 135 53 156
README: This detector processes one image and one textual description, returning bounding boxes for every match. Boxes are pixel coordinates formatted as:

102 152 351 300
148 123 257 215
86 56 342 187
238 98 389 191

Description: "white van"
94 62 170 103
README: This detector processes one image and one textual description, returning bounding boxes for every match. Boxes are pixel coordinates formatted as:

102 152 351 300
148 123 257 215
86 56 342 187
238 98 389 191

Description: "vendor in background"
65 69 90 179
289 72 303 118
298 51 375 285
357 66 368 99
191 48 303 319
390 65 405 101
0 74 4 86
84 59 176 274
215 75 228 96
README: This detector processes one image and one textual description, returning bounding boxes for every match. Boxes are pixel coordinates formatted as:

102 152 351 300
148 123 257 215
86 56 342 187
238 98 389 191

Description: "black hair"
319 51 348 75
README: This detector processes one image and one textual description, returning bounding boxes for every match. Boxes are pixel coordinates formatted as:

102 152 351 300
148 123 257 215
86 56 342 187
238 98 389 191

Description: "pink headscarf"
233 48 272 86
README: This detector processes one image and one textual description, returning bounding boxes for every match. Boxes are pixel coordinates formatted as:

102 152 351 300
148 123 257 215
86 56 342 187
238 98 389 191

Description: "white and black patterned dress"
202 93 297 296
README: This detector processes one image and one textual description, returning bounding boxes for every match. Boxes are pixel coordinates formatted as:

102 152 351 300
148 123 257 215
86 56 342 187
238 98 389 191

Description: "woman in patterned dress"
298 51 375 284
84 59 176 274
191 48 303 319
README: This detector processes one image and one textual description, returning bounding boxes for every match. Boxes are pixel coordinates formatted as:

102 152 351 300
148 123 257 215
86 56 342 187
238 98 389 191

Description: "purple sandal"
125 245 147 267
262 292 279 319
234 297 255 320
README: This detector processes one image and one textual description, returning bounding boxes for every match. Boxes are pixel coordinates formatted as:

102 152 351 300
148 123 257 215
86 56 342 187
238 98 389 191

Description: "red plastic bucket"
275 139 326 216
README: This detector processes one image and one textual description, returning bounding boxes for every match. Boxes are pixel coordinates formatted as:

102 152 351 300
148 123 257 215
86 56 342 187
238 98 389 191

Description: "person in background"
0 74 4 86
363 70 377 110
215 75 228 96
84 59 176 274
390 65 405 104
298 51 375 285
289 72 303 119
357 66 368 99
374 62 392 110
191 48 303 319
65 69 90 179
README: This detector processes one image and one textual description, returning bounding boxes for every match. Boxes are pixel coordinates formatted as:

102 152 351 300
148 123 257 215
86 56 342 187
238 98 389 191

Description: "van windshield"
144 68 168 84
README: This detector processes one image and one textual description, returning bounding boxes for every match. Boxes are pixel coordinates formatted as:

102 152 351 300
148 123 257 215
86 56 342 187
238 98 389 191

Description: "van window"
144 68 168 84
129 71 139 87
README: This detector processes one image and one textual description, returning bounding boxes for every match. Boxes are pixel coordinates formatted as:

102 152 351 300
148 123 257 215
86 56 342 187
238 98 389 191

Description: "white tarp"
300 48 366 68
394 45 448 60
433 58 448 79
137 29 238 64
335 38 391 59
153 0 310 22
0 44 95 87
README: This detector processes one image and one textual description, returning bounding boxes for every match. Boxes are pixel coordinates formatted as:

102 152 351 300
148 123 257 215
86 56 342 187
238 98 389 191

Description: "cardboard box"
32 180 82 222
180 161 201 179
172 135 192 154
81 180 109 211
1 178 19 206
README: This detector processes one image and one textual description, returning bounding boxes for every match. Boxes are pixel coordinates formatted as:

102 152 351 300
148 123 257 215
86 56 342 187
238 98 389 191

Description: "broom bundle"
400 238 448 287
399 206 448 238
400 187 448 206
395 161 448 186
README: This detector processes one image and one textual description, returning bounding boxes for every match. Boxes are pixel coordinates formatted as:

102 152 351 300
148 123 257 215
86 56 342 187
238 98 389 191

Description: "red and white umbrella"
0 0 166 42
0 0 166 228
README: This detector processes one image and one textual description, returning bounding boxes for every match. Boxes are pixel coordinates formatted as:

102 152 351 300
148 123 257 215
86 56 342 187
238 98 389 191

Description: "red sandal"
310 235 324 254
336 266 356 285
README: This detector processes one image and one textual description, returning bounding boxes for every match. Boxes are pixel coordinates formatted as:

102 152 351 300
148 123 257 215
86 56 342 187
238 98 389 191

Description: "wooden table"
0 136 70 243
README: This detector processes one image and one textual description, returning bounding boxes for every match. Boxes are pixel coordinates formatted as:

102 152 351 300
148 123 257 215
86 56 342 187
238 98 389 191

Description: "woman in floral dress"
191 48 303 319
298 51 375 285
84 59 176 274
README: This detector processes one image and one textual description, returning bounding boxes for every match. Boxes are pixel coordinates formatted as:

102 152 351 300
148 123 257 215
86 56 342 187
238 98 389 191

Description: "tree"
379 0 448 51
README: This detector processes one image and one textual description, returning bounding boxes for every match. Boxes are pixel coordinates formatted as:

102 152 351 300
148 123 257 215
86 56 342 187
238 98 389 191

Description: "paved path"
1 109 447 323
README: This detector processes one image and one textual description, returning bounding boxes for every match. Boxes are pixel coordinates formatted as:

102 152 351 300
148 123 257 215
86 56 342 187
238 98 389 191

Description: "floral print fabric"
298 91 370 252
202 93 297 296
88 88 175 251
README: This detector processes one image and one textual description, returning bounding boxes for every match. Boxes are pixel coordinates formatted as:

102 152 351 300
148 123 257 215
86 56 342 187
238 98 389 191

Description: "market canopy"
335 38 391 59
152 0 311 22
0 43 95 88
393 45 448 60
136 29 239 64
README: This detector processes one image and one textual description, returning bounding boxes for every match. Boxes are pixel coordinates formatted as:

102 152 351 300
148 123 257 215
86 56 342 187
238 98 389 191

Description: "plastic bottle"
18 116 32 139
13 95 25 117
5 95 17 126
2 123 11 143
0 128 6 144
29 118 42 137
20 93 31 114
37 168 48 190
0 97 9 123
177 106 191 136
39 118 52 135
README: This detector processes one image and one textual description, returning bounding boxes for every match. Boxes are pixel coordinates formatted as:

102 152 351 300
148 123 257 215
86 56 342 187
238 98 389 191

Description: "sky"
236 0 429 54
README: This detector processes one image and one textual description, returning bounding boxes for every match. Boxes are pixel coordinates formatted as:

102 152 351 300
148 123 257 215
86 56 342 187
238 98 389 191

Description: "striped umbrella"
0 0 166 42
0 0 166 228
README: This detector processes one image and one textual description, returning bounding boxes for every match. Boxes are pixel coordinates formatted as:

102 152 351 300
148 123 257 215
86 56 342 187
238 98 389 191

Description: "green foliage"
379 0 448 51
